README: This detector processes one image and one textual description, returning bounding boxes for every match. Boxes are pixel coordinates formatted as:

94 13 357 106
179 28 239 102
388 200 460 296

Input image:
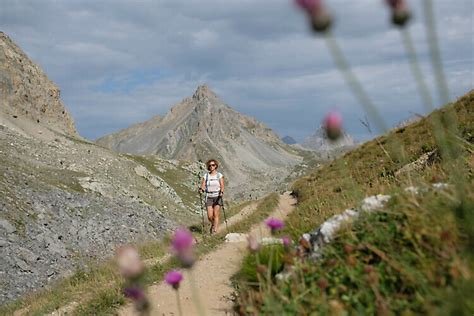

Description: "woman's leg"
212 205 221 232
207 205 214 232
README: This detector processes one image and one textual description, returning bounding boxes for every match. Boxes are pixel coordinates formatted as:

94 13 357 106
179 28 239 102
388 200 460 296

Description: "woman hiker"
199 159 225 234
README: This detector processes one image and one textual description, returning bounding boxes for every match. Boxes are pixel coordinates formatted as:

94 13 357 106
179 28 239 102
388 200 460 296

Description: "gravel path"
119 192 296 315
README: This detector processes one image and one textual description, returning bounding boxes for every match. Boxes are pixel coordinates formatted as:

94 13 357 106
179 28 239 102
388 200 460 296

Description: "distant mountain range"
301 125 355 152
281 127 356 155
282 135 297 145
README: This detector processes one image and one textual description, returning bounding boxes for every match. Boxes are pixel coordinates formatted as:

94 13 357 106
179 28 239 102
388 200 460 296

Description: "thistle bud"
323 111 342 141
385 0 411 27
310 9 333 33
295 0 333 33
265 218 284 235
165 270 183 290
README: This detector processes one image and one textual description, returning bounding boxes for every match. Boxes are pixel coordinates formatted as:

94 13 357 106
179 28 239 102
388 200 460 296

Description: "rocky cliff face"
0 32 76 136
97 85 304 199
0 122 206 304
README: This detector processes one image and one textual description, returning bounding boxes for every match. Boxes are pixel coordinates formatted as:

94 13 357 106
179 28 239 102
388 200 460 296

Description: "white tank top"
205 172 222 197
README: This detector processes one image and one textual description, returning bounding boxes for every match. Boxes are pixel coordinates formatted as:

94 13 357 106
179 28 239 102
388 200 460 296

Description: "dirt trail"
119 192 296 316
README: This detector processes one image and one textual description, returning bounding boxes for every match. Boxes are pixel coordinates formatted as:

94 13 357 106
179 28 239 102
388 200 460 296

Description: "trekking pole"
197 170 206 236
220 196 229 234
199 191 206 236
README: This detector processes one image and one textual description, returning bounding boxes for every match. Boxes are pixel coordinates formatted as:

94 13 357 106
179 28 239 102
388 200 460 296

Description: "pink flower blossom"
165 270 183 290
323 111 342 141
281 236 291 248
295 0 322 14
171 227 195 268
124 286 146 300
124 286 150 312
265 218 284 234
247 234 260 253
172 227 194 253
116 246 144 279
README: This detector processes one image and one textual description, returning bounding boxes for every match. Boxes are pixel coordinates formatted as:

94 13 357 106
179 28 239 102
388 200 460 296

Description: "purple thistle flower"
172 227 194 253
247 234 261 253
281 236 291 248
124 286 145 300
265 218 284 234
165 270 183 290
386 0 398 9
171 227 196 268
323 111 342 141
295 0 322 14
124 285 150 312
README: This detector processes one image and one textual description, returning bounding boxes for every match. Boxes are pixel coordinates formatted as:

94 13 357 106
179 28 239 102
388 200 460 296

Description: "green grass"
227 193 279 233
126 154 200 209
0 258 123 316
234 91 473 315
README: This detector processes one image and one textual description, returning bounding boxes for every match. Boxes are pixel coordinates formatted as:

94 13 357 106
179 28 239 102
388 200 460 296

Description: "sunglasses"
209 164 216 167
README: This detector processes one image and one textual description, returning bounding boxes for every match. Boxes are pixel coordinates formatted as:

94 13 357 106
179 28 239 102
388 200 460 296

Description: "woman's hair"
206 159 219 170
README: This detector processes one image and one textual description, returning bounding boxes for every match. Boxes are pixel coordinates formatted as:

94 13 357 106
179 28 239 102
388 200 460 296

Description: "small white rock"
405 186 419 194
261 237 284 245
361 194 391 212
225 233 248 243
432 183 449 190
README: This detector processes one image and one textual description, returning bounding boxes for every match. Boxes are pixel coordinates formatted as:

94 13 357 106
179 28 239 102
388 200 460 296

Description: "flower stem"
400 28 434 111
324 33 388 133
176 290 183 316
187 270 206 316
422 0 450 105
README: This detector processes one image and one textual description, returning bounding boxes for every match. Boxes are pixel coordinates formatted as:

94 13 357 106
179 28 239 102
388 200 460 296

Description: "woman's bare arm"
219 176 225 195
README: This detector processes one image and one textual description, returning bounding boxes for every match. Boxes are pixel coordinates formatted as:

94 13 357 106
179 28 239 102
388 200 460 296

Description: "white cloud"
0 0 472 141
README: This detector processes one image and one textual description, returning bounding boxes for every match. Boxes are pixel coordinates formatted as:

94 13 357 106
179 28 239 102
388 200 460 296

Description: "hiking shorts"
206 196 223 207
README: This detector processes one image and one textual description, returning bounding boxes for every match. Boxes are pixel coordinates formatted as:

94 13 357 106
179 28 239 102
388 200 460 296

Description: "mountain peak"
192 84 217 101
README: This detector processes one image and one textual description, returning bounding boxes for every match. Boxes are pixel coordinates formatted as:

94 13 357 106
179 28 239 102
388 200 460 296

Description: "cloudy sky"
1 0 472 142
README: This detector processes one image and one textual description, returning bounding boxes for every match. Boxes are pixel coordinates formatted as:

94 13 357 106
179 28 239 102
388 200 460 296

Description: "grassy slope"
235 91 473 315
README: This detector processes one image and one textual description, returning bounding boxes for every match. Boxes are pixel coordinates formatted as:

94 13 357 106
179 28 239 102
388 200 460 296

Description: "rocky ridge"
0 32 76 137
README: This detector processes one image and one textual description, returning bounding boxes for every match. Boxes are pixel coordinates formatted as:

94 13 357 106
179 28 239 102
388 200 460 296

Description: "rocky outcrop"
298 195 391 261
0 32 77 136
97 85 305 200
